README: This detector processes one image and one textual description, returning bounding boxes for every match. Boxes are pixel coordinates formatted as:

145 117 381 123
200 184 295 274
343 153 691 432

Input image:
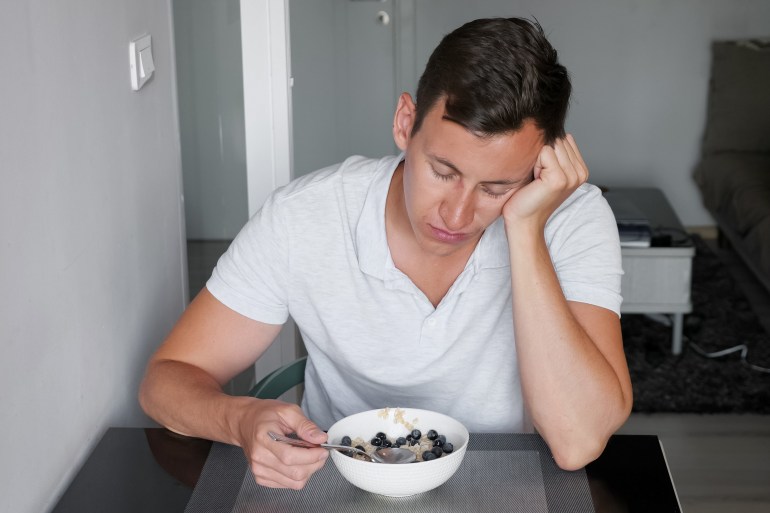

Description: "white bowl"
326 407 469 497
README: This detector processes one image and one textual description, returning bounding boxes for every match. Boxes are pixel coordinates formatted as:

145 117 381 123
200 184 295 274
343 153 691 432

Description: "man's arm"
503 135 633 470
139 288 329 489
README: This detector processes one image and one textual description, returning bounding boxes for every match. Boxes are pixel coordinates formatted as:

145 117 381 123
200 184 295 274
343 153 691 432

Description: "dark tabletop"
51 428 681 513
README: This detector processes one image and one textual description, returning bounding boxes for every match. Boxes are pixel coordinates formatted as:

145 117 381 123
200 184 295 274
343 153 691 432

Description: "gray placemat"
185 434 594 513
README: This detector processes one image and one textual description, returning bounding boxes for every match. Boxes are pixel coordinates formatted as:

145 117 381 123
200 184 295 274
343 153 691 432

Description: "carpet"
621 235 770 414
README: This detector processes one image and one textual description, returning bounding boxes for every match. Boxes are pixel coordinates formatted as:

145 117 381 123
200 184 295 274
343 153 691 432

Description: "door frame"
239 0 297 381
238 0 417 382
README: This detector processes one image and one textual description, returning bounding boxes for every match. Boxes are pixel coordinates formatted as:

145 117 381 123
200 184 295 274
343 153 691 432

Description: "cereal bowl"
326 407 469 497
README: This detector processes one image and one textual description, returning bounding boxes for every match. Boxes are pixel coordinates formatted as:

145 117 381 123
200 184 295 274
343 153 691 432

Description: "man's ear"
392 92 416 151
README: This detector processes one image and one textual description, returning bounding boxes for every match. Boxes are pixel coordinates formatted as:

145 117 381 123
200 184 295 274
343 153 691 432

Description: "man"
139 17 632 490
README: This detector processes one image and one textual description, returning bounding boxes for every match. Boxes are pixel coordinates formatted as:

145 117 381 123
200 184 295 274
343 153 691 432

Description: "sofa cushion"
702 39 770 154
693 153 770 235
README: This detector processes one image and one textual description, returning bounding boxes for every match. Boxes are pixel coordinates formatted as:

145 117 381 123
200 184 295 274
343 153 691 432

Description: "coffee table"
604 188 695 354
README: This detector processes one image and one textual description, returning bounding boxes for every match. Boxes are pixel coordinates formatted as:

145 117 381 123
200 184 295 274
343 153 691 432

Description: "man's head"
412 17 571 144
389 17 573 259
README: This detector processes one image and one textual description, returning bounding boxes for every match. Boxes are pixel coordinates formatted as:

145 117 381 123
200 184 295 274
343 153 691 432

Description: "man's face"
394 96 545 257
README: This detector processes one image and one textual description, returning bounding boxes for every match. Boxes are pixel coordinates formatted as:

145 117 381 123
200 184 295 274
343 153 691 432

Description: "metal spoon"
267 431 416 464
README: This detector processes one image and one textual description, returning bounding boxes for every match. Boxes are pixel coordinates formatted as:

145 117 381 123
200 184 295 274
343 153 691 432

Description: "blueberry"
395 437 407 447
442 442 454 454
411 429 422 440
355 445 366 452
381 439 392 448
426 429 438 441
341 436 352 446
422 451 437 461
370 437 382 446
431 446 443 458
410 438 419 446
406 434 413 441
375 432 387 440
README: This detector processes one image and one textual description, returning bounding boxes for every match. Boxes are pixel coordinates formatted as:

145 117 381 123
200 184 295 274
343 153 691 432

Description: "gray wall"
413 0 770 227
0 1 186 511
290 0 770 226
174 0 248 240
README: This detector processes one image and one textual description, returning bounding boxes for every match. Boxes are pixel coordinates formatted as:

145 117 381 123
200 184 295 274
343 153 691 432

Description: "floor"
619 414 770 513
186 237 770 512
635 238 770 513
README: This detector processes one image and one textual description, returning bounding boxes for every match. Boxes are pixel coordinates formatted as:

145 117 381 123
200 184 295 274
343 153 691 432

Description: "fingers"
541 134 589 191
239 400 329 490
503 134 590 227
565 134 589 179
249 440 328 489
294 417 328 444
560 134 589 184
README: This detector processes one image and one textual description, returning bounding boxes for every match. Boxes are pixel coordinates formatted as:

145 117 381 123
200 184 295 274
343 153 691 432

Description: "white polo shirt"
207 154 622 432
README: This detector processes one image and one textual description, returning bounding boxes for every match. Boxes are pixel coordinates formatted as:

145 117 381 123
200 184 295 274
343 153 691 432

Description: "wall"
0 1 186 511
288 0 770 226
409 0 770 227
290 0 400 177
174 0 248 240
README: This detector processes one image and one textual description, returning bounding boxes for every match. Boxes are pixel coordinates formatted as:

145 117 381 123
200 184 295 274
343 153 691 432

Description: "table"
604 187 696 354
52 428 682 513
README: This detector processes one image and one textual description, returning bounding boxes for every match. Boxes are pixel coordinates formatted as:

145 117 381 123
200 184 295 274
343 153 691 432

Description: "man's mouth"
429 225 471 243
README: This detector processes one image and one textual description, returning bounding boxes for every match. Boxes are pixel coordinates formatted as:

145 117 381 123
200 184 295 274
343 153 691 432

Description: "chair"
247 356 307 399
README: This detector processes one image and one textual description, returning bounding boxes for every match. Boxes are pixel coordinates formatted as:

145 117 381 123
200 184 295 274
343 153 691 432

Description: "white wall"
289 0 770 226
410 0 770 227
174 0 249 240
0 1 186 511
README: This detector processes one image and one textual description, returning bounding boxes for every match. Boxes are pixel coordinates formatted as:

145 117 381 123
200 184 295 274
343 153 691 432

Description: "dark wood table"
52 428 681 512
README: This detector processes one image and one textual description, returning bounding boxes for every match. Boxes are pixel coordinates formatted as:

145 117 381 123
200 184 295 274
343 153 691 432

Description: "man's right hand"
234 399 329 489
139 288 327 489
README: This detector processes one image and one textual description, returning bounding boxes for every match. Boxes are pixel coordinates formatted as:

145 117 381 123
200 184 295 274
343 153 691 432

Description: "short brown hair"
413 17 571 144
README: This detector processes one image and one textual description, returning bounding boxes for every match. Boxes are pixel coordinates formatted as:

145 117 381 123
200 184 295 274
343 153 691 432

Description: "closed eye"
431 167 454 181
481 187 509 199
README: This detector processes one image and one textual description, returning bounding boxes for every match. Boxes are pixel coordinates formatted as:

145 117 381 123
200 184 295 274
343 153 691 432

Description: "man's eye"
481 186 508 199
431 168 453 181
484 189 505 198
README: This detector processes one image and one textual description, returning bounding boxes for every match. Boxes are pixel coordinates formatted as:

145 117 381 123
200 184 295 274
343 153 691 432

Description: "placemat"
185 434 594 513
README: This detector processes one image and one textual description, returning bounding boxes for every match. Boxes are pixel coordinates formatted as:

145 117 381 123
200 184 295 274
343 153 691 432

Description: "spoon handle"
267 431 319 448
267 431 373 460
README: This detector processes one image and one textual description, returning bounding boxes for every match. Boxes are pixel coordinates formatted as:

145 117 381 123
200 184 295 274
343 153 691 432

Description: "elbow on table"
550 435 609 471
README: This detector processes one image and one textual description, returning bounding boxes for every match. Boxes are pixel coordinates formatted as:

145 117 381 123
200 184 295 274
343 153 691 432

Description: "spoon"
267 431 416 464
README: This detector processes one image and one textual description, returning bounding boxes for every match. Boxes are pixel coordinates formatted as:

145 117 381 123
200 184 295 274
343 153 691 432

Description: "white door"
290 0 416 177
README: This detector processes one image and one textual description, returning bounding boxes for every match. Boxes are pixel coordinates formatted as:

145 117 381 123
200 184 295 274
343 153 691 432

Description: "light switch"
139 47 155 77
129 34 154 91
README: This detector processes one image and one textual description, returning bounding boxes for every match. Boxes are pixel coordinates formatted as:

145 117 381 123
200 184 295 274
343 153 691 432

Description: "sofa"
693 38 770 293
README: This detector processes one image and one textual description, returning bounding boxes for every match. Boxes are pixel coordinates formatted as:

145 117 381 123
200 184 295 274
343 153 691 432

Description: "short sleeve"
546 185 624 316
205 191 291 325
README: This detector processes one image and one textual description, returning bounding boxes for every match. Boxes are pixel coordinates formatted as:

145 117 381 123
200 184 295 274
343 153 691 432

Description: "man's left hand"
502 134 589 229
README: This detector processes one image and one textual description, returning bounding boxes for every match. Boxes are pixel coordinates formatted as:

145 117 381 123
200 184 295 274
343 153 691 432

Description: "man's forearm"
139 359 255 446
507 225 631 470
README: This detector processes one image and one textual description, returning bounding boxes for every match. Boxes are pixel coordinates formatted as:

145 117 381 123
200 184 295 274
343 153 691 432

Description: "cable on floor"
687 336 770 374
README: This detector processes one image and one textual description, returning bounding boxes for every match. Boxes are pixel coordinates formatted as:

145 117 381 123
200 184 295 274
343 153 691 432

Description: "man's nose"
440 188 475 231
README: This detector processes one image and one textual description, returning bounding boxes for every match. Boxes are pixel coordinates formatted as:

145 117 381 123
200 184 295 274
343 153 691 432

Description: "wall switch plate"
129 35 154 91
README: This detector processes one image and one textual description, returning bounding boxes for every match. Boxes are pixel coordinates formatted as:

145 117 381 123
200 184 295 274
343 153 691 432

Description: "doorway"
172 0 250 392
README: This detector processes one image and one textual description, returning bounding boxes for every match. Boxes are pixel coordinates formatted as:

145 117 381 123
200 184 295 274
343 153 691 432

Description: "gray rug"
622 235 770 413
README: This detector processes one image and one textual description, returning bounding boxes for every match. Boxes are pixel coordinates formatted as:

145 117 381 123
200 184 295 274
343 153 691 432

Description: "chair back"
247 356 307 399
